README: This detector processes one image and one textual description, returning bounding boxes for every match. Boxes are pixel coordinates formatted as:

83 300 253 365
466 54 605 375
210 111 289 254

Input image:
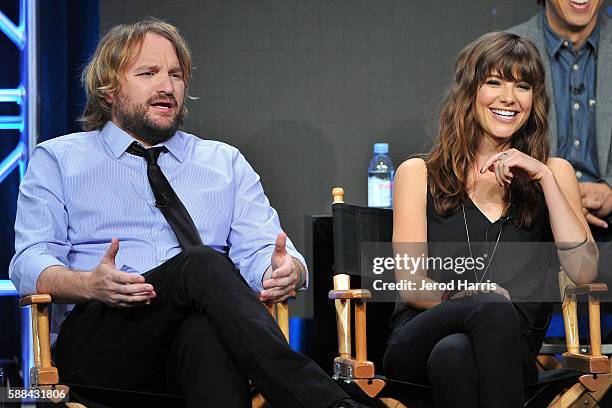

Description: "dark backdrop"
101 0 611 316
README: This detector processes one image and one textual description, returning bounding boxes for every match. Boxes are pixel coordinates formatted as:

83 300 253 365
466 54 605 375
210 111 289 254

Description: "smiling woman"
387 31 597 408
425 31 550 228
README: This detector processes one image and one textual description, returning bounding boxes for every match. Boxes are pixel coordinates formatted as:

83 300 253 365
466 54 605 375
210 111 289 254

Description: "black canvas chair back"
332 202 394 372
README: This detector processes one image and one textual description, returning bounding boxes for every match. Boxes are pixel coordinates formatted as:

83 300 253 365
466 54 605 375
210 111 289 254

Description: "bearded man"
9 18 361 408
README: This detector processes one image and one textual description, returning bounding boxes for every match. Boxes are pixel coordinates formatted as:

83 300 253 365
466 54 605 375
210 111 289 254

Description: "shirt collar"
542 11 567 57
542 11 600 56
163 131 187 163
101 121 137 158
586 19 600 55
101 121 187 163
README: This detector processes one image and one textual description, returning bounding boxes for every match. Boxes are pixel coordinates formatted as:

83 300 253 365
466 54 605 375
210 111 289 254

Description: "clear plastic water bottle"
368 143 394 208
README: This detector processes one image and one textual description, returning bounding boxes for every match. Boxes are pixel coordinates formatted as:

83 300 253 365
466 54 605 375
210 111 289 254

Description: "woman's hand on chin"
480 148 552 187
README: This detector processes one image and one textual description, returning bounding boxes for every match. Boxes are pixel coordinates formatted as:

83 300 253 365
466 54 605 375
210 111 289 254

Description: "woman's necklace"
461 203 504 283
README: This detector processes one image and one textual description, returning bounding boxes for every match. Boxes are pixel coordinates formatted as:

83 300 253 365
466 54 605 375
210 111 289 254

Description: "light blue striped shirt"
10 121 306 342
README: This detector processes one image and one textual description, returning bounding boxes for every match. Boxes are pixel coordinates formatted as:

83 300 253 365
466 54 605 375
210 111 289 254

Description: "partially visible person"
384 32 597 408
507 0 611 241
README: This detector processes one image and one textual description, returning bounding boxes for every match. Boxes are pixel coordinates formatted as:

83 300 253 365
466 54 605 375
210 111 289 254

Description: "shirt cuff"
245 253 271 293
12 255 66 296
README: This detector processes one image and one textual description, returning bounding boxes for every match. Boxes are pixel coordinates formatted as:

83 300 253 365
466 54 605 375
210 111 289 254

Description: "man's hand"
260 233 303 303
88 237 156 307
580 182 612 228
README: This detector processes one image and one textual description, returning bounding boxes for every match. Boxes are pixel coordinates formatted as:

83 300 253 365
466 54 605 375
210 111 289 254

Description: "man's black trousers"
54 245 347 408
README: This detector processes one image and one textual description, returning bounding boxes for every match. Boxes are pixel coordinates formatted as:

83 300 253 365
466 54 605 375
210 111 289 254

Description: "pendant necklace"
461 203 504 283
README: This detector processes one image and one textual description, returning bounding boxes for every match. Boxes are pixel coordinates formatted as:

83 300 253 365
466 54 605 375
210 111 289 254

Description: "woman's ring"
497 152 509 161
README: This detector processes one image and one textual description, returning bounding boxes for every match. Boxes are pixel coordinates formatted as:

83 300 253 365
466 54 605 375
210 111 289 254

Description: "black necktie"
127 142 203 249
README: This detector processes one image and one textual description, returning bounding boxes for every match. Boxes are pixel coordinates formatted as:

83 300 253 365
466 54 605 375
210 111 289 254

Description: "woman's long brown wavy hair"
425 32 550 228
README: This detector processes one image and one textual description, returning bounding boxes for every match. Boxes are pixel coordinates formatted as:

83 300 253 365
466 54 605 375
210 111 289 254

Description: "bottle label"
368 177 393 208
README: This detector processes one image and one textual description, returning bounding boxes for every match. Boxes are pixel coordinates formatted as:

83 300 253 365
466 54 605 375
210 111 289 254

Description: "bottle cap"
373 143 389 154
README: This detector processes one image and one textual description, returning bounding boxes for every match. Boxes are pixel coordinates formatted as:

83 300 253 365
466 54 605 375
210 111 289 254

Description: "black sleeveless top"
390 186 558 335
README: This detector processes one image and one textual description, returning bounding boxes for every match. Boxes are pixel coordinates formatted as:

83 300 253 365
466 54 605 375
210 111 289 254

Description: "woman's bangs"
481 43 540 87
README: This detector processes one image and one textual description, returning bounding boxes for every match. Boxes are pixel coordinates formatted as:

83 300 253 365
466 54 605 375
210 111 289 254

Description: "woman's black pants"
383 293 538 408
54 245 347 408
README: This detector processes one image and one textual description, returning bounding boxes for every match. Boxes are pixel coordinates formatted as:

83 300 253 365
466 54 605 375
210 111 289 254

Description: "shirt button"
574 102 580 110
573 64 579 71
574 139 580 147
563 41 569 47
576 170 583 178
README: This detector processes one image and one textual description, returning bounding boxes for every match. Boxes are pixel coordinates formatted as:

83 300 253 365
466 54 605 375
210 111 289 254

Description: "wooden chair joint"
328 289 372 300
353 378 386 398
579 373 611 392
561 353 610 374
19 294 52 307
30 366 59 386
564 284 608 296
333 357 375 379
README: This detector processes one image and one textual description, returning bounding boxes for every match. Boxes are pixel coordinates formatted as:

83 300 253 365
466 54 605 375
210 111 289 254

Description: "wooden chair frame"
19 295 290 407
329 187 611 408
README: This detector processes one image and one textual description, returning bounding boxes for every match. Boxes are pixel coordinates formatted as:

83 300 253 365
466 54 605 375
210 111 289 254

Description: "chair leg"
379 398 409 408
251 392 266 408
568 392 599 407
548 383 586 407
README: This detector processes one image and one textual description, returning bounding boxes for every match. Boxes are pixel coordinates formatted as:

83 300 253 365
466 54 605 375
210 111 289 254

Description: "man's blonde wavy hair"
80 18 192 131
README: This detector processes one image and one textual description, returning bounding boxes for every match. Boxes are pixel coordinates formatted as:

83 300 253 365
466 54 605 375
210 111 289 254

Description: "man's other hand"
580 182 612 228
260 232 302 303
88 237 156 307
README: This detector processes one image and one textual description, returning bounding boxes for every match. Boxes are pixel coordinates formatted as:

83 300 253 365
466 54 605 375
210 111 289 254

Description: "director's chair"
328 187 611 408
19 294 289 407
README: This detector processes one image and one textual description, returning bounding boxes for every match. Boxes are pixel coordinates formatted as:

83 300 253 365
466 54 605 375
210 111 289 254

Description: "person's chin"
564 10 598 28
152 123 178 137
487 128 515 141
565 17 595 28
491 135 514 143
147 114 177 130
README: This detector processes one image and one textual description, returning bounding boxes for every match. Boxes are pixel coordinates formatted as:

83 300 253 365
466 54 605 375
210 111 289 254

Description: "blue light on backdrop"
0 0 37 387
289 317 303 352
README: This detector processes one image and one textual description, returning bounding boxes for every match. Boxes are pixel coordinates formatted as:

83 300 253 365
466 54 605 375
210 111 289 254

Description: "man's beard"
112 92 185 145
